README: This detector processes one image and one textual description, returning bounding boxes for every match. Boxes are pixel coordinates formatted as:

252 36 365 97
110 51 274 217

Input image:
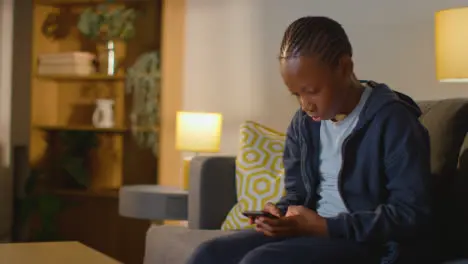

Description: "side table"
118 185 188 221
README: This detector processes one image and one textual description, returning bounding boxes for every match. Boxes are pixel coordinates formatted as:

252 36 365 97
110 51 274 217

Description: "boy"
186 16 432 264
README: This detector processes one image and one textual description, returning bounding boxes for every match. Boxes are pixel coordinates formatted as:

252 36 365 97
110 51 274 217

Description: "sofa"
144 99 468 264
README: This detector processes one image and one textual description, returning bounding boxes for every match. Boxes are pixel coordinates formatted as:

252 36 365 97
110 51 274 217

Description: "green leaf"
34 226 60 242
62 157 89 187
24 170 40 195
19 196 38 225
38 194 62 221
77 5 136 41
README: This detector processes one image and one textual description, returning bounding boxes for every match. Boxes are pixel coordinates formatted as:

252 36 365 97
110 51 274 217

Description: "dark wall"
10 0 32 241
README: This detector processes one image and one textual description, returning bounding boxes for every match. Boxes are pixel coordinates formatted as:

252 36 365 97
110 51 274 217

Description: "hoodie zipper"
302 137 312 206
337 133 353 213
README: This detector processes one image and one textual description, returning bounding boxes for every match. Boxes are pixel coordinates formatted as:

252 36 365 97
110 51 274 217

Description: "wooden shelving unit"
36 0 150 6
36 74 127 81
27 0 162 263
34 124 128 133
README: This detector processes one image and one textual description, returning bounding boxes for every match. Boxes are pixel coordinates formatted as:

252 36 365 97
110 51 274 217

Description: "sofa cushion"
453 138 468 259
221 121 286 230
417 99 468 260
417 99 468 181
144 225 235 264
460 136 468 167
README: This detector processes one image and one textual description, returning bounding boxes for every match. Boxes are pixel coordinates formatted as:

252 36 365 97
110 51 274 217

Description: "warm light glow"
435 7 468 82
176 111 222 152
182 157 191 190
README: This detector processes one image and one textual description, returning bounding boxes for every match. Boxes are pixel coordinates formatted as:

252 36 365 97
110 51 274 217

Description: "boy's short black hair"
279 16 352 67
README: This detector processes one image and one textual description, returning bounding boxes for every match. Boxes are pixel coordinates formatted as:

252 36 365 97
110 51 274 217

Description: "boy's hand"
248 202 282 224
264 202 282 217
255 205 328 237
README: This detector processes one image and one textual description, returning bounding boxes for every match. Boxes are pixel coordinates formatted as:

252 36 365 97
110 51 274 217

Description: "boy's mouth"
306 112 321 121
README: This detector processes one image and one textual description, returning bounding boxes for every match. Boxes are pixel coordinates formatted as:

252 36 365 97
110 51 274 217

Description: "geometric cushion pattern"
221 121 286 230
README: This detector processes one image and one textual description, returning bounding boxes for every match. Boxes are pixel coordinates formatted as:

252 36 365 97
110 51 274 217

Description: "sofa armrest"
188 156 236 230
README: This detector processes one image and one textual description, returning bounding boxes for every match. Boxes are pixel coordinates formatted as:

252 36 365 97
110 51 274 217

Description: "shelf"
36 74 126 82
36 0 149 6
34 125 128 133
33 125 159 133
129 126 160 132
54 188 119 198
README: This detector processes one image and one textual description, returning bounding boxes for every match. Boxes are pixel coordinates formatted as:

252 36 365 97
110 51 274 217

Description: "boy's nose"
302 103 317 112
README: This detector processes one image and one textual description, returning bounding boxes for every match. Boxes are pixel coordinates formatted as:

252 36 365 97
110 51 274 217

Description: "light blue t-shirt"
316 85 372 217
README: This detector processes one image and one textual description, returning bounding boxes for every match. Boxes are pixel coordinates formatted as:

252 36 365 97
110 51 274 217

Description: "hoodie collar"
360 81 422 123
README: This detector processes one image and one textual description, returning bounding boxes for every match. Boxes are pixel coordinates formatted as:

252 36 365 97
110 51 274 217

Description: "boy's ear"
338 55 353 77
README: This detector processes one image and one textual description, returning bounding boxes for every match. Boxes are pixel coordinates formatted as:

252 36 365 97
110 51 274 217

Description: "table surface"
0 241 121 264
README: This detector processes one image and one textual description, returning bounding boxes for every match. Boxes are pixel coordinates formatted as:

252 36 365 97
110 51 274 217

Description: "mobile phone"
242 210 279 219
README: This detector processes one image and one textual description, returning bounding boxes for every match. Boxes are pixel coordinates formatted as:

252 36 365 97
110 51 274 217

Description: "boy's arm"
325 104 432 243
275 111 307 215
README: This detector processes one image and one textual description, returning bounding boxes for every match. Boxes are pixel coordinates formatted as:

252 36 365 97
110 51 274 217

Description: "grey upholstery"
417 99 468 260
119 185 188 220
144 99 468 264
144 226 235 264
188 156 236 230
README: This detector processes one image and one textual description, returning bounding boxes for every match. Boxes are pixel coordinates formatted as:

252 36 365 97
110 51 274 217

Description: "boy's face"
280 55 352 121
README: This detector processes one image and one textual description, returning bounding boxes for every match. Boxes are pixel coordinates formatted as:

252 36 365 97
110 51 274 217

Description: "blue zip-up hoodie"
276 81 432 260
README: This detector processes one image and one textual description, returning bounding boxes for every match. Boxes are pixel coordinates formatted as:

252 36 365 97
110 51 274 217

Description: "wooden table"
0 241 121 264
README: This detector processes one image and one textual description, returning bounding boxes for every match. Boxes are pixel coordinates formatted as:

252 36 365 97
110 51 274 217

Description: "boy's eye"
300 85 318 95
305 89 319 95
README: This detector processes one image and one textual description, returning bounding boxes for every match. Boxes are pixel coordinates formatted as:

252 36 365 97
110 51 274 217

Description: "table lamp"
176 111 223 189
435 7 468 82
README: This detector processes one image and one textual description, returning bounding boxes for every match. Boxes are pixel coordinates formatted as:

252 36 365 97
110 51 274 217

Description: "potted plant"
77 3 137 75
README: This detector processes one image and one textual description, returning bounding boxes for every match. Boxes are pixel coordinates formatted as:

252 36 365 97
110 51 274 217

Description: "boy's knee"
186 239 221 264
240 247 277 264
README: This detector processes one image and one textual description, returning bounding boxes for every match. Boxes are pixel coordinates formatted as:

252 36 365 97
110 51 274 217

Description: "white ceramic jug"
92 99 115 128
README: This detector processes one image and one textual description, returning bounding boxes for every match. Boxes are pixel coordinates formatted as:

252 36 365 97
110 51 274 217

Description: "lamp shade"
435 7 468 82
176 111 222 152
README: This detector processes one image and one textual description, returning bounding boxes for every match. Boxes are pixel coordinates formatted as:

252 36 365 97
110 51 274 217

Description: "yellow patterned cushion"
221 121 286 230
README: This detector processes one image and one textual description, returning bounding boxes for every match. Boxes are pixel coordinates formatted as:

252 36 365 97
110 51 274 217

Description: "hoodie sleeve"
325 104 432 243
275 110 307 215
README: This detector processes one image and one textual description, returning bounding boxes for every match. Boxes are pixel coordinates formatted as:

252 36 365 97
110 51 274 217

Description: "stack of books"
37 52 96 76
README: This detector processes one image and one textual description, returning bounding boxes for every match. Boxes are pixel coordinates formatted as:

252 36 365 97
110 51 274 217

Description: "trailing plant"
19 169 64 241
126 51 161 155
58 131 99 187
77 3 137 41
19 131 99 241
